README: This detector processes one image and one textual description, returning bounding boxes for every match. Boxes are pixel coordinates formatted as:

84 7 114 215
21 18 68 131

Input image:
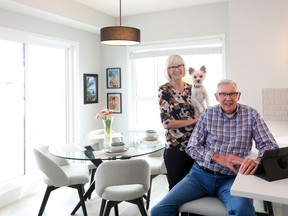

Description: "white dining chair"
33 144 90 216
95 159 150 216
179 199 273 216
178 197 227 216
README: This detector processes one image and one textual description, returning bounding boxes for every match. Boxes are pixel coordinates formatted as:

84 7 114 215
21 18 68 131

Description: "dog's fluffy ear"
188 67 195 75
200 65 206 73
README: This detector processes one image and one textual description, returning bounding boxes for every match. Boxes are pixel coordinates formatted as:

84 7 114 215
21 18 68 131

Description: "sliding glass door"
25 44 67 173
0 39 69 182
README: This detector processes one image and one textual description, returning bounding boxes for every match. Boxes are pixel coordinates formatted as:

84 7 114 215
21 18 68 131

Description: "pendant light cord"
119 0 122 26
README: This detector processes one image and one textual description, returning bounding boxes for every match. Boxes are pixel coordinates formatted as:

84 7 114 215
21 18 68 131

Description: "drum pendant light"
100 0 141 46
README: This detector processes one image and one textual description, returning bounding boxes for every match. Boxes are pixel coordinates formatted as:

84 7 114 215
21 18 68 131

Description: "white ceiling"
0 0 227 33
73 0 227 17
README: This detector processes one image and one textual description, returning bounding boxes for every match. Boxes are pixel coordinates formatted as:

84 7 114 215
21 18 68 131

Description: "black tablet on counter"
254 147 288 182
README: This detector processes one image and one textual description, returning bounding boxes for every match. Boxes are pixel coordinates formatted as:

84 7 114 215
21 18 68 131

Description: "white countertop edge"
231 173 288 205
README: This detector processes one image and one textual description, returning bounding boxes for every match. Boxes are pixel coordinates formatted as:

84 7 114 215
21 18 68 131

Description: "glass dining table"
48 132 165 215
49 134 165 162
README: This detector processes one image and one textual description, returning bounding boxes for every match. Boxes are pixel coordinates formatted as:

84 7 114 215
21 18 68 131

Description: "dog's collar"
193 84 201 88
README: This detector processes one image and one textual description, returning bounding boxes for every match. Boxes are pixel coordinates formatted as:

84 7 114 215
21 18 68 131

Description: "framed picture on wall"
83 73 98 104
107 93 122 113
106 68 121 89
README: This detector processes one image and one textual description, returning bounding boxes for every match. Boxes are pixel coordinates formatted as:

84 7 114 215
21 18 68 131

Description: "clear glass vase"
102 117 113 149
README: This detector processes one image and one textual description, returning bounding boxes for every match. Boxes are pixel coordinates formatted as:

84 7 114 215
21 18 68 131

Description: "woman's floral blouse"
158 82 196 151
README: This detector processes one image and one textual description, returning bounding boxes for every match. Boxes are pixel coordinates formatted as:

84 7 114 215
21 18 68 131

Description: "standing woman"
158 54 199 190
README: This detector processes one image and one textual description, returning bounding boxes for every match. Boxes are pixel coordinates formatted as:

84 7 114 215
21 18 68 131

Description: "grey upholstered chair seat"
179 197 227 216
42 164 89 186
102 184 146 201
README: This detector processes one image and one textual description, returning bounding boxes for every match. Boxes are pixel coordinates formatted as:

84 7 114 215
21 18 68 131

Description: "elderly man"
151 79 278 216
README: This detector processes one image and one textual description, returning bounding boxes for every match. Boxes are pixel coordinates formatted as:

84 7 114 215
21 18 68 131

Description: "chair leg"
71 180 95 215
128 198 147 216
99 199 107 216
114 204 119 216
80 184 85 194
38 185 58 216
104 201 121 216
88 168 96 199
90 168 96 185
75 184 88 216
145 174 157 210
99 199 119 216
146 178 152 209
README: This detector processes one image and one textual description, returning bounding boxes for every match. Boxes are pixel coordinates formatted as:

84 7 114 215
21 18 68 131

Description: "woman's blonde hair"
164 54 187 81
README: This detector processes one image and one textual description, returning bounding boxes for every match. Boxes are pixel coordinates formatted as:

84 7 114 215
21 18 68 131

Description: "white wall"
229 0 288 111
124 2 228 42
0 0 114 32
99 45 127 132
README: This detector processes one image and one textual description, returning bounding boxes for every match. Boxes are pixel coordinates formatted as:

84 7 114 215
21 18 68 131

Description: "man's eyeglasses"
168 64 184 71
218 92 239 99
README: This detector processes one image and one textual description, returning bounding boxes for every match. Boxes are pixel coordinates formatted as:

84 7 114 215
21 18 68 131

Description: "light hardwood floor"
0 175 168 216
0 174 287 216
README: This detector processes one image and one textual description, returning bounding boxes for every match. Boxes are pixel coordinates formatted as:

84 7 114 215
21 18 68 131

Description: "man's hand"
212 154 261 174
239 157 260 175
211 154 244 174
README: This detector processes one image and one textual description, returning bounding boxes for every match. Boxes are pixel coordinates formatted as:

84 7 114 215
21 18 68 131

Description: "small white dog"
189 65 210 115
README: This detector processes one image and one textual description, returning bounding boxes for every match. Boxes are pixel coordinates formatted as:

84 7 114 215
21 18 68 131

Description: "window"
0 40 25 181
0 38 74 183
128 36 226 132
